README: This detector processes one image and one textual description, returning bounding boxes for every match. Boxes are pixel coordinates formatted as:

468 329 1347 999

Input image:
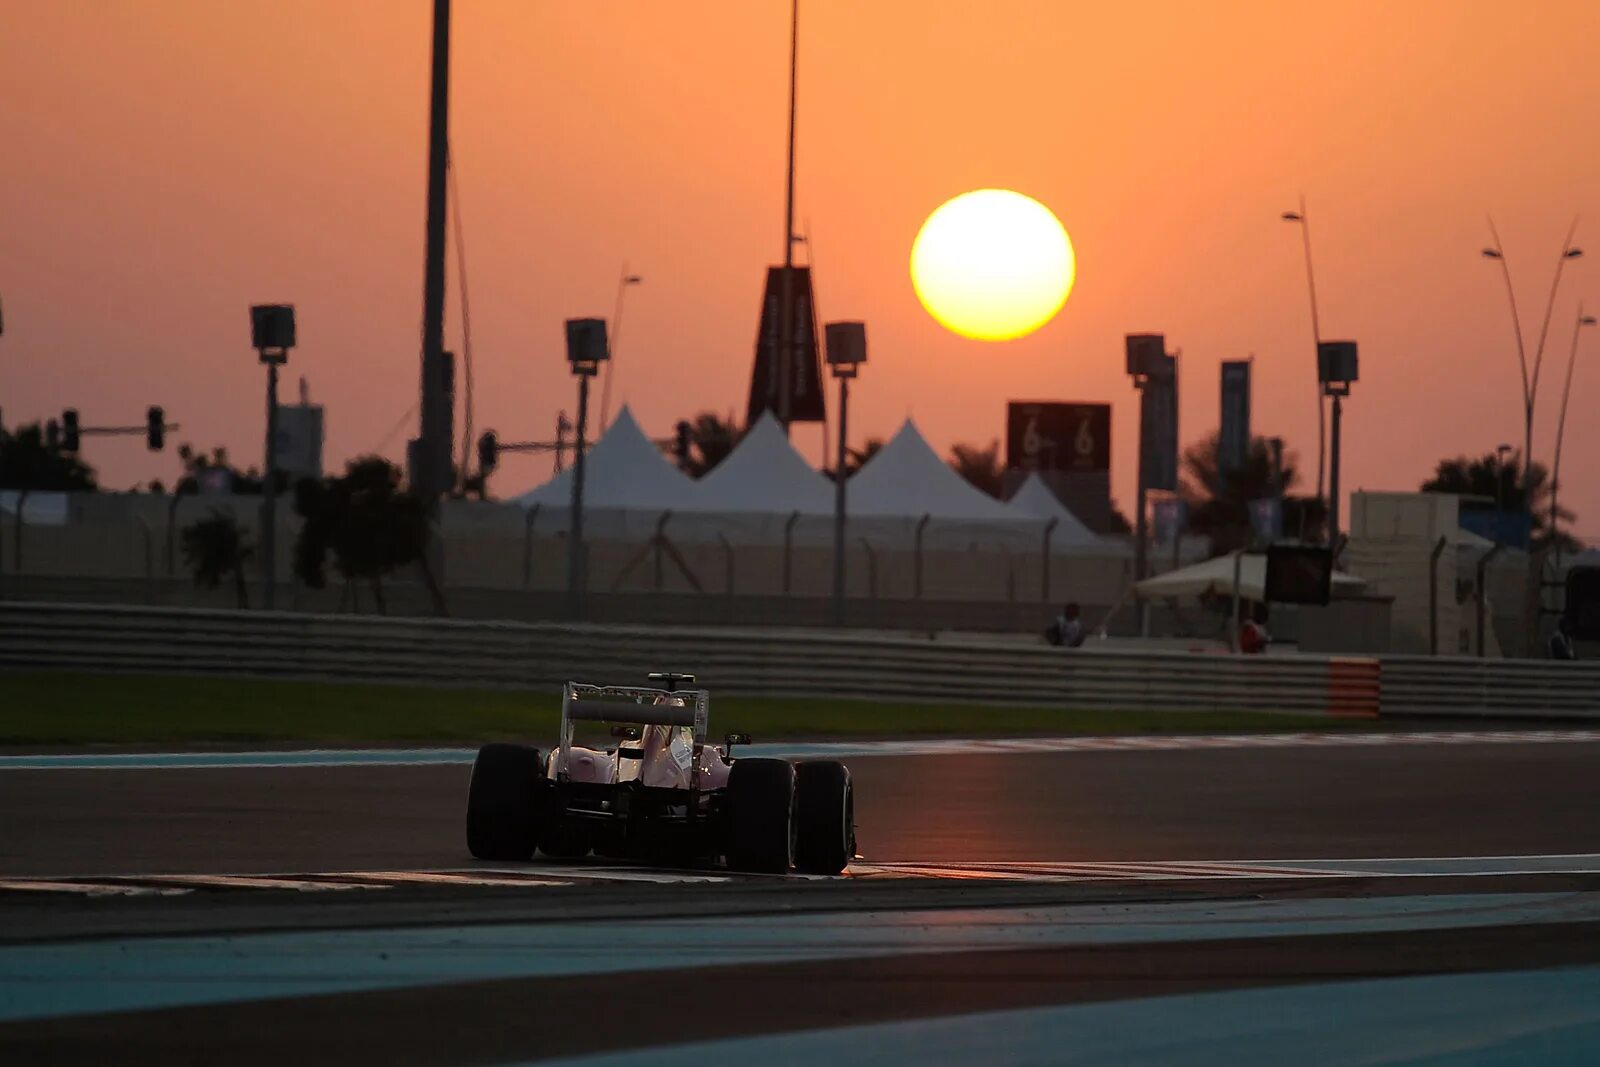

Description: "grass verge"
0 670 1378 748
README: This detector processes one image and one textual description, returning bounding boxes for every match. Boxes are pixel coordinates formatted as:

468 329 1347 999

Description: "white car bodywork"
549 728 734 791
552 682 733 792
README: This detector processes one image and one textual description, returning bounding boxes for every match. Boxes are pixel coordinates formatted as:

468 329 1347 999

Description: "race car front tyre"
466 743 545 861
794 760 853 875
727 758 795 874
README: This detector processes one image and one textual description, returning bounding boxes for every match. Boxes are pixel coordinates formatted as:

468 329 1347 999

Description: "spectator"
1046 602 1086 648
1239 603 1270 655
1549 617 1577 661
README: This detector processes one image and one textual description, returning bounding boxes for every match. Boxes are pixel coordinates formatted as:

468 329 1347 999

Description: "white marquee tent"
1134 552 1368 602
514 406 699 537
687 412 835 516
1004 472 1103 549
515 409 1137 553
842 419 1046 549
849 420 1022 521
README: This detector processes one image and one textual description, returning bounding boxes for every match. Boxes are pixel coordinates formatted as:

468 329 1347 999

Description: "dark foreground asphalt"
4 740 1600 1064
2 741 1598 879
7 920 1600 1066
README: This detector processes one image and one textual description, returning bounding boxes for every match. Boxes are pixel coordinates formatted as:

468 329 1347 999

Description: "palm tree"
1421 450 1575 551
293 456 445 614
674 412 744 478
823 437 885 482
180 511 253 608
1180 432 1325 553
948 440 1004 497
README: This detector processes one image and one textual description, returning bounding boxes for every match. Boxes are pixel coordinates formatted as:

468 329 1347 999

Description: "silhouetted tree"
673 412 744 478
0 423 97 492
1421 450 1575 552
172 443 286 496
1180 432 1325 554
293 456 446 614
948 440 1004 498
181 511 253 608
823 437 885 482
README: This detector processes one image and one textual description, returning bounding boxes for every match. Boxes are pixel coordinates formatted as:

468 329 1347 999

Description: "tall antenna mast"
774 0 799 435
411 0 452 496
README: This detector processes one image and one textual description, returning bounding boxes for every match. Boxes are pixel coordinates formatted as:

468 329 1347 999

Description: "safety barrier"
1377 655 1600 719
0 601 1593 719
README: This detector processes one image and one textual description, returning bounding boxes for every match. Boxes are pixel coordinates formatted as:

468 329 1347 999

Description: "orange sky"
4 0 1600 537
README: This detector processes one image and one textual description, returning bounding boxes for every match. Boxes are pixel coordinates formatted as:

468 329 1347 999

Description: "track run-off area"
4 728 1600 1064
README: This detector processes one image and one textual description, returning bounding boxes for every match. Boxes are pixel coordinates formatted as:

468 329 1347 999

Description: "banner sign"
1248 497 1283 542
1151 497 1188 546
1219 360 1251 474
1458 507 1533 551
1139 370 1178 492
1006 402 1110 473
746 266 826 425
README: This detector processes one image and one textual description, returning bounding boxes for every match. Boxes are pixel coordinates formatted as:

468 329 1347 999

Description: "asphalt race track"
4 732 1600 1064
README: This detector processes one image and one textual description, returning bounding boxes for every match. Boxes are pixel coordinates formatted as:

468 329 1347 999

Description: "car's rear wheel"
794 760 853 875
466 743 545 861
727 758 795 874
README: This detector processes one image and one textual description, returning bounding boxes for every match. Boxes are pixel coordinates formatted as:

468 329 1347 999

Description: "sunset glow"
5 2 1600 533
910 190 1076 342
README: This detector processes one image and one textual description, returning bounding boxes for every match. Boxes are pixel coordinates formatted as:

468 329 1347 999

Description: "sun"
910 189 1076 342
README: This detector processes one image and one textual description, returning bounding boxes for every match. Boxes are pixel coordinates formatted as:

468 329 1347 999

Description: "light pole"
824 322 867 627
1495 442 1513 536
564 318 609 621
1481 217 1582 485
597 266 643 433
1318 342 1358 548
1282 199 1327 507
1551 306 1596 562
250 305 296 611
1125 334 1175 630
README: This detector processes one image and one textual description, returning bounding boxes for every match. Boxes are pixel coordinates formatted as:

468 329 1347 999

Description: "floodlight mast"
565 319 609 621
1318 341 1358 550
250 303 296 611
825 321 867 626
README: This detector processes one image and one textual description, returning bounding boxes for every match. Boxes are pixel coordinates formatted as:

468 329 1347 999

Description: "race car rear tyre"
466 743 545 861
727 758 795 874
794 760 853 875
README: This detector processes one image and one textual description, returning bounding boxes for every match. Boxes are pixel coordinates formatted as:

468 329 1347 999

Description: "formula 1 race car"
465 673 855 875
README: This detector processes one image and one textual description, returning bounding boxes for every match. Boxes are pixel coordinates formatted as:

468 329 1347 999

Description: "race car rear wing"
557 681 711 779
566 699 696 727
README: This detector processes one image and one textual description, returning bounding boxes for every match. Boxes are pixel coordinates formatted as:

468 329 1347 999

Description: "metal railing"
0 601 1592 719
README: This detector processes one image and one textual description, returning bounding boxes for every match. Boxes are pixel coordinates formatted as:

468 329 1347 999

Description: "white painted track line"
5 854 1600 898
331 871 575 889
0 879 189 897
133 874 388 892
451 868 734 885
